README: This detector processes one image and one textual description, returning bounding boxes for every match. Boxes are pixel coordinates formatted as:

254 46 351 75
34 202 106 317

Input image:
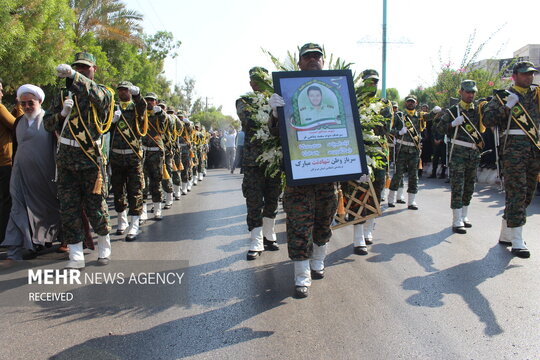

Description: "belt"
142 145 161 151
59 137 101 147
396 139 415 147
451 139 476 149
112 148 135 155
503 129 526 136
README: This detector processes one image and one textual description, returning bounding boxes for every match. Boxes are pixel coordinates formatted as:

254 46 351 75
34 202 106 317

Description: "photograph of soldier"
483 61 540 258
109 81 146 241
436 80 485 234
237 67 282 261
298 85 340 128
269 43 338 299
44 52 114 269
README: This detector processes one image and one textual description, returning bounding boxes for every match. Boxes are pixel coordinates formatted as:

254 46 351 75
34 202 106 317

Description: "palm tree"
69 0 143 46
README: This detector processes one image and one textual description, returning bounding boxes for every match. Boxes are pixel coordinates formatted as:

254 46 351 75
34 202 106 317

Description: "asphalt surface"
1 168 539 360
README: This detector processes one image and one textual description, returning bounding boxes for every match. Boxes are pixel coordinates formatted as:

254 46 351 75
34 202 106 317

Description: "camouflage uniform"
171 115 184 191
142 105 166 203
161 113 175 196
483 85 540 228
110 92 147 216
178 128 192 185
237 96 281 231
44 69 112 244
437 101 482 209
389 109 423 194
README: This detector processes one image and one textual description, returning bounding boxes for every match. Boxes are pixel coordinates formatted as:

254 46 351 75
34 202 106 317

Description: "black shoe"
163 204 172 210
365 238 373 245
452 226 467 234
295 286 309 298
354 246 368 255
463 221 472 228
246 250 262 260
498 239 512 246
408 205 418 210
397 199 406 204
154 215 163 221
311 269 324 279
388 203 395 208
428 174 437 178
263 237 279 251
511 248 530 258
116 228 126 235
125 234 137 242
97 257 110 266
438 174 446 179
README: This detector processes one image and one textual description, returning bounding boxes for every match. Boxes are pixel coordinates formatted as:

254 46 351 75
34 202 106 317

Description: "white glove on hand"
153 105 162 113
358 174 369 183
112 109 122 123
398 127 407 136
60 99 74 117
451 115 464 127
505 92 519 108
269 93 285 117
432 106 442 113
56 64 75 78
129 86 140 96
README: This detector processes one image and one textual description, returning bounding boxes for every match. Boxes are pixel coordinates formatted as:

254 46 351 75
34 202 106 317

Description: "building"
472 44 540 82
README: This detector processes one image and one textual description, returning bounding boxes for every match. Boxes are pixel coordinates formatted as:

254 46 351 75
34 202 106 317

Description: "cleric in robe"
1 84 61 260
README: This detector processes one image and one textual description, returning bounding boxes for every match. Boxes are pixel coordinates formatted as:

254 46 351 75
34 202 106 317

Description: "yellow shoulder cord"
170 120 178 142
477 101 487 133
134 108 148 136
93 86 115 134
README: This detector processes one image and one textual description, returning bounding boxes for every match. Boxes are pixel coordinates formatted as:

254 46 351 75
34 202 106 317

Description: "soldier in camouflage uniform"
194 123 205 183
269 43 338 298
483 61 540 258
177 115 192 194
110 81 147 241
44 52 113 269
388 94 425 210
141 93 167 221
436 80 485 235
170 111 184 200
237 67 282 261
351 69 393 255
159 102 175 210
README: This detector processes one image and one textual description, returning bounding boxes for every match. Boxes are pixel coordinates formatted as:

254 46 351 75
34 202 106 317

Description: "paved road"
1 168 539 359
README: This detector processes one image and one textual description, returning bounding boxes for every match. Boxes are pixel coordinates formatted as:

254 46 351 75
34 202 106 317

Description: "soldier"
109 81 147 241
170 110 184 200
237 67 282 261
141 93 167 221
269 43 338 298
387 94 425 210
159 102 175 210
193 122 205 182
44 52 114 269
483 61 540 258
436 80 485 234
177 116 192 194
352 69 393 255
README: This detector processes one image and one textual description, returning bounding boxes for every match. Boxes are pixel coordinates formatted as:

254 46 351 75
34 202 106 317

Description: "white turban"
17 84 45 103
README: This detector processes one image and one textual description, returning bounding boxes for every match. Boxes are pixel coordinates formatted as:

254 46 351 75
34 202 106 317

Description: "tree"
0 0 75 89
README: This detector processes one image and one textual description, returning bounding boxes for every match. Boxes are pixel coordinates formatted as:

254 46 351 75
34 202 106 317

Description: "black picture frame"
272 69 368 186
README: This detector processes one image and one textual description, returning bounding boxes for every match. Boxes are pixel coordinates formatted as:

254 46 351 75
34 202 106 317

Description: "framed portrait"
272 69 368 186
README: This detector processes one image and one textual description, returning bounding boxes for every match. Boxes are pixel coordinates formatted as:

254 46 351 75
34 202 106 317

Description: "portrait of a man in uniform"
297 84 341 129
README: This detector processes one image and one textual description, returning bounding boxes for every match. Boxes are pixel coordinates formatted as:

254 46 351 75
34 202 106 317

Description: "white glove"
269 93 285 117
505 92 519 108
432 106 442 113
129 86 140 96
60 99 74 117
112 109 122 123
56 64 75 78
451 115 464 127
153 105 162 113
398 127 407 135
358 174 369 183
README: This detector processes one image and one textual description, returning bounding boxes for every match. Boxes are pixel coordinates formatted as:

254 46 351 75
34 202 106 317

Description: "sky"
125 0 540 118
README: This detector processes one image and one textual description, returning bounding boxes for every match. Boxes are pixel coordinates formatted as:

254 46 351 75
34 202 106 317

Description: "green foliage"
190 107 238 131
384 88 400 102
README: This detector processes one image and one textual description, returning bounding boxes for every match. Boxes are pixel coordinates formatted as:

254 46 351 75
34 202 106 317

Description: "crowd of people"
1 44 538 300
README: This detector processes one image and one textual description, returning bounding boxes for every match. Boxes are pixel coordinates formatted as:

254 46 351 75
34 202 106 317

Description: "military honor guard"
141 93 167 221
436 80 485 234
483 61 540 258
44 52 114 269
170 110 184 200
237 67 281 261
159 102 175 210
269 43 338 298
109 81 147 241
387 94 425 210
